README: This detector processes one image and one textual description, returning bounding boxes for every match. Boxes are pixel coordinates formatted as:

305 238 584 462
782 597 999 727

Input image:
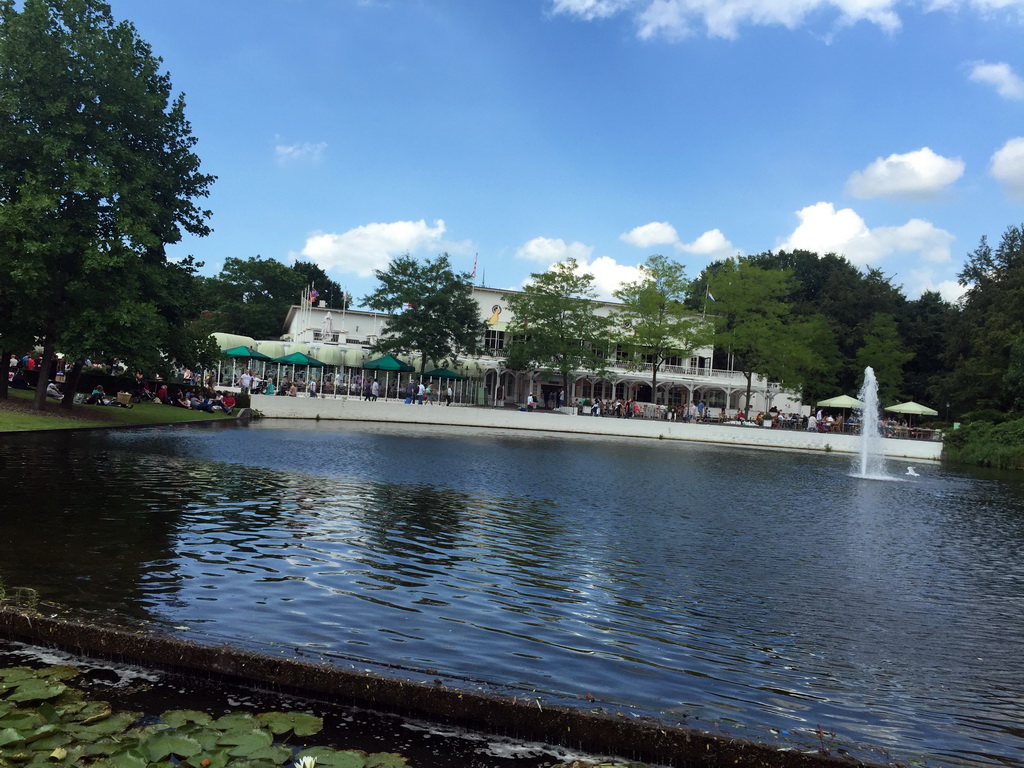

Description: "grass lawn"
0 388 237 432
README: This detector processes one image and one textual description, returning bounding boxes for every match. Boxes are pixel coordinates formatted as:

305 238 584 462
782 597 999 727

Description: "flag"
471 254 477 278
309 287 320 302
707 289 716 302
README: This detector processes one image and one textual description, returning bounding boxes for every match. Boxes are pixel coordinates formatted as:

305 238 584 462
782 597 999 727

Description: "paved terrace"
248 395 944 462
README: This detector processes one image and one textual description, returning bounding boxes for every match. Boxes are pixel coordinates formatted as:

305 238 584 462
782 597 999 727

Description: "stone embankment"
247 395 943 462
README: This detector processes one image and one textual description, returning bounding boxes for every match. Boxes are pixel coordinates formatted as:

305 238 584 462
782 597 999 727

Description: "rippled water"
2 422 1023 768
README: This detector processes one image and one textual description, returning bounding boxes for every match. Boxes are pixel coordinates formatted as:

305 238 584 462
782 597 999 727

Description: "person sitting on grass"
46 381 63 401
10 370 31 390
220 392 236 415
85 384 131 407
171 388 190 408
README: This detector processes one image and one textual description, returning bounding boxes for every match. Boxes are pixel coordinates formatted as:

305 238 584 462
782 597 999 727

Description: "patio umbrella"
816 394 864 409
362 354 414 372
223 345 272 361
271 352 325 389
423 367 467 380
885 401 938 416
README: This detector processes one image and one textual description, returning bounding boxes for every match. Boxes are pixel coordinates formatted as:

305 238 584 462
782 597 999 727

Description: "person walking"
445 385 453 406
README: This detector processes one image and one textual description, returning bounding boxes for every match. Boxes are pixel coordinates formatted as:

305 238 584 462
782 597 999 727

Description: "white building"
237 286 806 414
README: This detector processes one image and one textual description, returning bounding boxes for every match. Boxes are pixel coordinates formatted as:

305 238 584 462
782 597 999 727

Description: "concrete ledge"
247 395 943 462
0 609 880 768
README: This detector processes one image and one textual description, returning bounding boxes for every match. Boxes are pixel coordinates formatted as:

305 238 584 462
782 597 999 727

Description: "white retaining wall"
247 394 944 462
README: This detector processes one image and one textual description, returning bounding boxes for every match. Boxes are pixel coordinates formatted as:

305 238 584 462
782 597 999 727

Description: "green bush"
943 417 1024 469
960 408 1009 425
234 391 251 409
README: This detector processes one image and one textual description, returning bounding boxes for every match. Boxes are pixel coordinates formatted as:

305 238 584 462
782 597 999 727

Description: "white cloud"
515 236 594 263
968 61 1024 100
553 0 903 40
990 137 1024 199
297 219 447 277
904 271 969 303
620 221 679 247
777 201 954 267
576 256 644 300
621 222 737 261
676 228 736 258
275 140 328 165
845 147 964 199
550 0 636 21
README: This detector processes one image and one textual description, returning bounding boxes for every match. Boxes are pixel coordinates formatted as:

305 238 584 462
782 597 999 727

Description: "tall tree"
611 254 707 404
0 0 214 408
362 253 486 375
945 226 1024 412
503 258 611 400
898 290 955 407
201 256 305 340
705 258 836 413
854 313 913 405
291 260 349 310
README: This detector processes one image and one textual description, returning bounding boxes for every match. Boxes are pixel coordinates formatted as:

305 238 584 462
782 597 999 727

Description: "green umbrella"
362 354 415 372
885 401 938 416
816 394 864 409
271 352 325 367
223 345 272 361
423 367 467 380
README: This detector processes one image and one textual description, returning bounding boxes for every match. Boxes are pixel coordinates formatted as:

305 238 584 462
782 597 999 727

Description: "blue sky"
110 0 1024 306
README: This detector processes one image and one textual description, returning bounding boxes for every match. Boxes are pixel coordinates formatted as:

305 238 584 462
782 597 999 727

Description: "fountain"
854 366 889 479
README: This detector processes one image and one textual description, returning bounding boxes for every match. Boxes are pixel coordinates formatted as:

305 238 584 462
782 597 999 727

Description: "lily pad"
160 709 213 729
7 680 67 703
210 712 259 733
366 753 409 768
0 667 37 683
97 747 150 768
145 731 204 761
39 666 80 682
247 743 293 763
223 728 274 756
257 711 323 736
0 727 23 747
296 747 368 768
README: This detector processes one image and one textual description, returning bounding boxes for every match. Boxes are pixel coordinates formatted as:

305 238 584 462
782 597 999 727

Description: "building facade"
207 286 809 413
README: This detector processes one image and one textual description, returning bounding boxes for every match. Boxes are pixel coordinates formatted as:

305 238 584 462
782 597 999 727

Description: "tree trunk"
60 361 84 410
31 338 55 411
651 365 659 405
743 370 754 415
0 349 9 400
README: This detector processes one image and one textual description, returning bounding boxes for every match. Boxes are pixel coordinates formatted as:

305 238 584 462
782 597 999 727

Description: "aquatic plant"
0 664 408 768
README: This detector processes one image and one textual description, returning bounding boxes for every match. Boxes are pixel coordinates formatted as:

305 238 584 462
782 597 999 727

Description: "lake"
1 421 1022 768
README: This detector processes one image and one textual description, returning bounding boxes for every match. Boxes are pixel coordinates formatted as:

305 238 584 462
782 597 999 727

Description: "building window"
485 329 505 349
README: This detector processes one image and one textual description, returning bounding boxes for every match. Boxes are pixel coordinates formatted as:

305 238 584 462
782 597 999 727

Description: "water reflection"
1 424 1023 768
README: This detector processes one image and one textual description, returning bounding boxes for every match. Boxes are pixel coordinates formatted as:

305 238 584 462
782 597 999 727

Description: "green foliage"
292 260 349 310
200 256 305 340
944 225 1024 412
854 313 913 404
0 0 214 409
362 252 486 374
0 664 408 768
611 255 707 403
503 258 611 396
942 417 1024 469
960 408 1009 425
705 258 836 412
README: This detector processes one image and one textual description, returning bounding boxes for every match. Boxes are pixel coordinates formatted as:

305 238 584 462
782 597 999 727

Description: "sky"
107 0 1024 307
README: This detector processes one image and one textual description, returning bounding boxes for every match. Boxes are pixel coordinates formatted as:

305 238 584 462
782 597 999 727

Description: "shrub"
235 392 251 409
960 408 1009 425
943 417 1024 469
